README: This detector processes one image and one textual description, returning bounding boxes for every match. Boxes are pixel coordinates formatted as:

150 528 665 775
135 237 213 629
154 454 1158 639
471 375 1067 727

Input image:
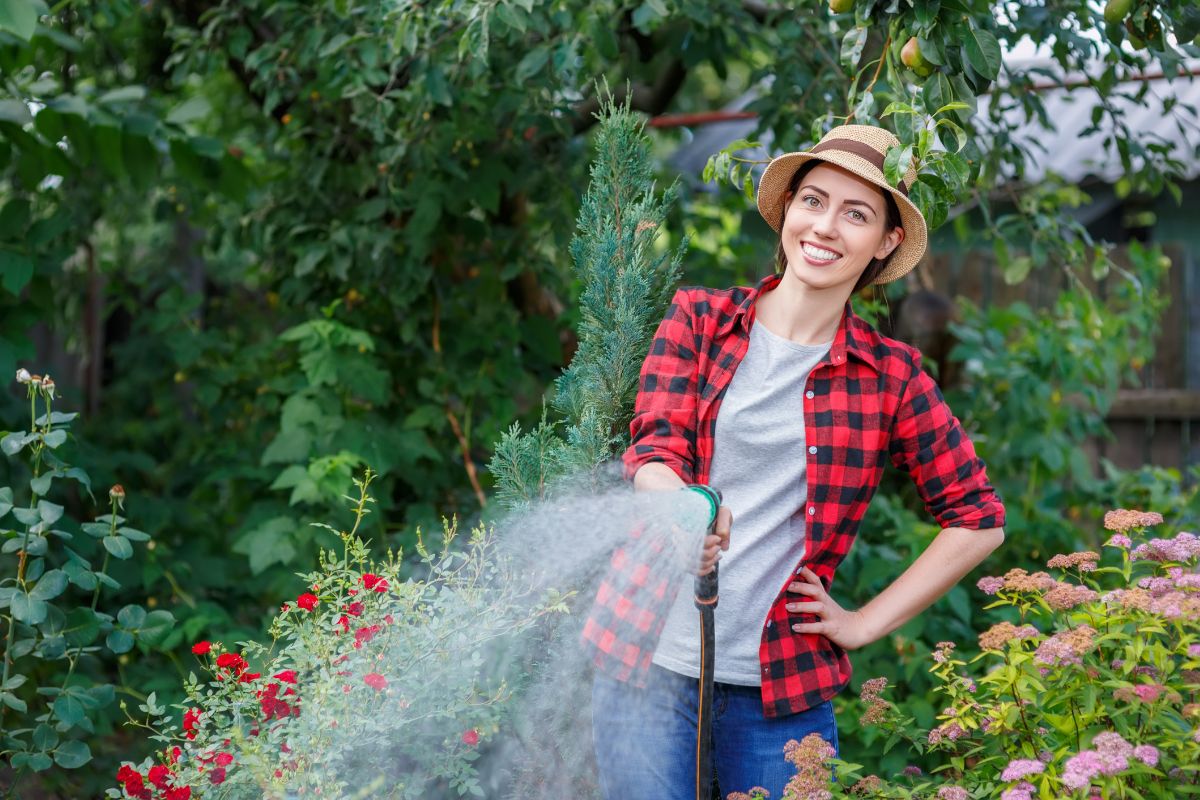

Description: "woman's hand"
696 505 732 576
785 566 875 650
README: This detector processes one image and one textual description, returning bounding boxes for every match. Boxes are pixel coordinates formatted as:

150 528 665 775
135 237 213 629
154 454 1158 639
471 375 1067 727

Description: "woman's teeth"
802 243 840 261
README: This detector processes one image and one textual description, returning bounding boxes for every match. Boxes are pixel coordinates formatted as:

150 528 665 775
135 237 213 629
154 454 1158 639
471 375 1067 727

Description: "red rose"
361 573 389 592
274 669 298 684
215 752 233 767
335 614 351 634
147 764 170 788
363 673 388 691
354 624 381 649
209 767 227 785
183 707 202 740
165 789 191 800
215 652 246 672
345 601 364 617
237 671 260 683
296 593 318 611
168 746 181 764
462 728 480 746
191 641 212 656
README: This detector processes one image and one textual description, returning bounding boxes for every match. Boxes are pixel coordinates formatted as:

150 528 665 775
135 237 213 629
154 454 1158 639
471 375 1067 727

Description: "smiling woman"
584 123 1005 800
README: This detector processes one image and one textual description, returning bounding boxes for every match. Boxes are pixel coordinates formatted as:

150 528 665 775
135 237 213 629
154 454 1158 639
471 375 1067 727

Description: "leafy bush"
733 508 1200 799
111 469 570 799
1 369 174 784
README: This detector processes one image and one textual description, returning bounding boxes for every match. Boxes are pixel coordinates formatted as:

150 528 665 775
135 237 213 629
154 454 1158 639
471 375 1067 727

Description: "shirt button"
805 390 815 399
808 506 816 516
766 619 774 628
808 445 817 454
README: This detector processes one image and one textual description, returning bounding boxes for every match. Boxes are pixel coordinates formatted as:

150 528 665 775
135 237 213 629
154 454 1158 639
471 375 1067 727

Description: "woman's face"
779 162 904 293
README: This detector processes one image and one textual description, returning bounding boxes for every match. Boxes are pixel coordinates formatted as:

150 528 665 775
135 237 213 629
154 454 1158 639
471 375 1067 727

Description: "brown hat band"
809 138 909 195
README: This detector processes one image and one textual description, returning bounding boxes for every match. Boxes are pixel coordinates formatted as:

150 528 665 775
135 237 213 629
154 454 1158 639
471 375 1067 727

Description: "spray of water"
270 465 712 799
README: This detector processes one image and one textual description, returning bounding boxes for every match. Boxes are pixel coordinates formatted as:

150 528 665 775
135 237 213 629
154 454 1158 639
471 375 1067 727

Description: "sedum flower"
1043 581 1099 610
1131 532 1200 562
936 788 968 800
1133 745 1159 767
976 576 1004 595
1034 625 1096 668
1000 782 1035 800
979 621 1040 651
1105 534 1132 549
1047 551 1100 571
1000 759 1046 782
1104 509 1165 532
781 733 835 800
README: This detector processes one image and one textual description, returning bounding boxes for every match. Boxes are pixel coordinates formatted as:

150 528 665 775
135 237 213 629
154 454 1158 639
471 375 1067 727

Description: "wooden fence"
916 242 1199 484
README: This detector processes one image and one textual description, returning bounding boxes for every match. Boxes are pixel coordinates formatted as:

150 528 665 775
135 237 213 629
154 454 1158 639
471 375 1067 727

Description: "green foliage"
489 97 685 504
740 512 1200 799
0 371 174 787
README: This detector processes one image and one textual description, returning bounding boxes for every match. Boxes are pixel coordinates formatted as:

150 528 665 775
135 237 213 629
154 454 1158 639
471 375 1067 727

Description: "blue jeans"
592 664 839 799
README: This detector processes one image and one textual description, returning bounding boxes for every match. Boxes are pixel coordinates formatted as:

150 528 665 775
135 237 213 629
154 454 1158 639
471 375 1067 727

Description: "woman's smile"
799 241 843 265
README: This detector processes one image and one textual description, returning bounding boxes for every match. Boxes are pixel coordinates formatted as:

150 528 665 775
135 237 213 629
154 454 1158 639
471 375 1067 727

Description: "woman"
583 124 1006 798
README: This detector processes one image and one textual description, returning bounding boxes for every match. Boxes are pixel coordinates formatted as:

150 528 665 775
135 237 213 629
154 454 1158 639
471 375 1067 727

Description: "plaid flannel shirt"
581 273 1006 718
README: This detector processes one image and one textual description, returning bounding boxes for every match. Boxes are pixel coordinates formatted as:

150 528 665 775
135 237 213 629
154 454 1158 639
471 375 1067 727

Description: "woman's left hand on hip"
785 566 874 650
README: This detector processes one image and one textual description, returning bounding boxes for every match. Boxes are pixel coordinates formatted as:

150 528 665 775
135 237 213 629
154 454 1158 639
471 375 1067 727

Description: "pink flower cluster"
1130 531 1200 563
1103 509 1164 533
1000 782 1035 800
936 788 968 800
1000 759 1046 782
1062 732 1139 790
1034 626 1096 669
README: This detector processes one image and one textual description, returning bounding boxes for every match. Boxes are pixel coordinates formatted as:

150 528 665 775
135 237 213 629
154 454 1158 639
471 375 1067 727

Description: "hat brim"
756 151 928 285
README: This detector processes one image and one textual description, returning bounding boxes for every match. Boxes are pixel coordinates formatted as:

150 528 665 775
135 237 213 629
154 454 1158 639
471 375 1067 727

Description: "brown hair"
772 160 904 293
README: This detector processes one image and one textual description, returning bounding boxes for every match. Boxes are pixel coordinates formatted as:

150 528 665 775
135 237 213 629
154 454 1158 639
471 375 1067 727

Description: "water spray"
686 484 722 800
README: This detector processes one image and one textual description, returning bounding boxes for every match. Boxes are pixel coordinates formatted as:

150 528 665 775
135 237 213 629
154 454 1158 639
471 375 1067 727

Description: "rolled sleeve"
888 362 1006 530
621 289 700 483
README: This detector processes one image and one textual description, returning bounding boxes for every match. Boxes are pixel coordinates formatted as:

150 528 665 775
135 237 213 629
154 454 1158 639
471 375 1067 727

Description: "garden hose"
686 484 722 800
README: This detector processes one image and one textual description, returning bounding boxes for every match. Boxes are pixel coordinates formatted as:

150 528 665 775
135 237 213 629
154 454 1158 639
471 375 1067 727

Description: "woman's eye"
848 209 866 222
802 195 821 208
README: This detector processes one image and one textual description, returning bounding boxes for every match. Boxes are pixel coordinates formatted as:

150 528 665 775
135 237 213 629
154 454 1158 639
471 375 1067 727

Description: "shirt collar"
720 273 880 371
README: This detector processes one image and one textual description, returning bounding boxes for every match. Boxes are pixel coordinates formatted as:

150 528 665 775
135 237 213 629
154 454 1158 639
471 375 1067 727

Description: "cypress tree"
489 94 686 506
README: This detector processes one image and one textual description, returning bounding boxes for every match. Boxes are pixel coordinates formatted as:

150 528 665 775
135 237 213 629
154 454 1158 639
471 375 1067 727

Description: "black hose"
689 484 722 800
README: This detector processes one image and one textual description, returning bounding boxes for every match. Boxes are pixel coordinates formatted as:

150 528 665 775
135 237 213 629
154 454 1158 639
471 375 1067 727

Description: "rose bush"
1 369 174 786
110 469 569 799
731 508 1199 799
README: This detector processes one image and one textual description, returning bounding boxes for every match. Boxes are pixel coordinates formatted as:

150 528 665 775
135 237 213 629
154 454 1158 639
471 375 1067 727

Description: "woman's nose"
811 210 839 239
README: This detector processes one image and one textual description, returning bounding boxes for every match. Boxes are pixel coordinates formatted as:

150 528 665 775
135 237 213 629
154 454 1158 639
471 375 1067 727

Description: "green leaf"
840 27 868 69
54 741 91 769
232 517 298 575
11 592 47 624
0 0 39 40
883 144 913 187
137 610 175 646
514 48 548 84
117 526 149 542
106 628 134 654
32 723 58 751
97 86 146 105
81 522 110 538
0 250 34 295
33 411 77 426
29 471 52 496
116 604 146 629
51 693 84 725
42 429 66 448
166 96 211 126
962 28 1001 81
922 73 954 117
29 569 66 601
37 500 62 525
63 607 99 647
1 691 27 713
0 486 11 517
102 535 133 559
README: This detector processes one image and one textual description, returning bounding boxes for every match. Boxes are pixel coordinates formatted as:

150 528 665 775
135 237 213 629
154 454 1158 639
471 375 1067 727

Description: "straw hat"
756 124 928 284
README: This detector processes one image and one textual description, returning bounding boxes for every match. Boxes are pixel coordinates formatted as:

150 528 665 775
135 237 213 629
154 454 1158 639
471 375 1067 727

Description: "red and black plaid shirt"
581 273 1005 718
